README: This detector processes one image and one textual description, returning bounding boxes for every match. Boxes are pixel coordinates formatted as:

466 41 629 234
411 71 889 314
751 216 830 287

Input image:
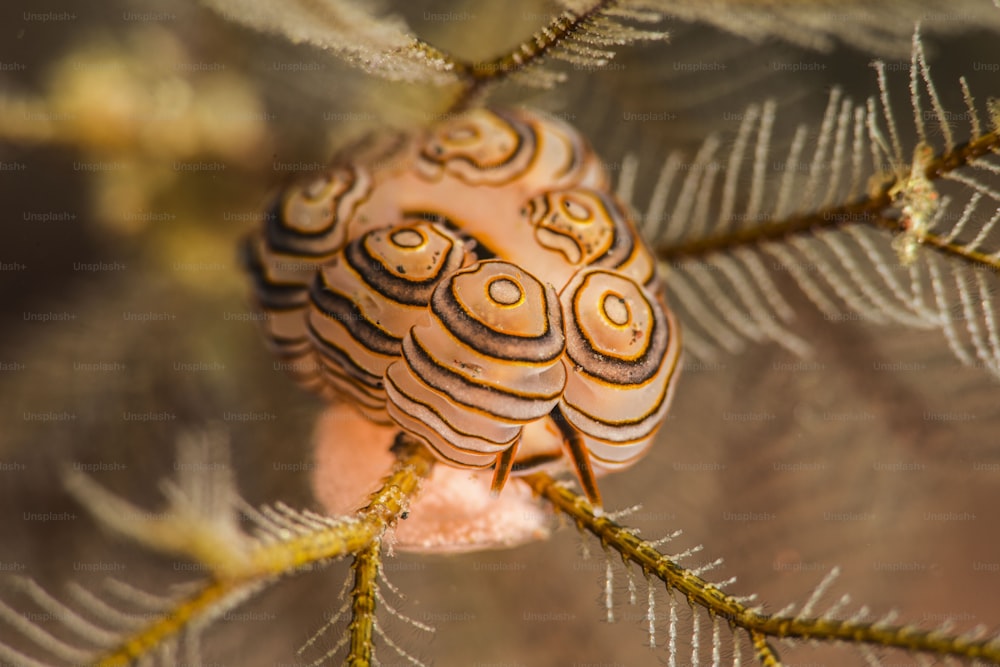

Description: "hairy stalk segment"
750 631 783 666
524 472 1000 665
91 580 247 667
655 194 891 262
924 121 1000 179
347 541 381 667
77 435 434 667
240 435 434 579
448 0 619 108
871 216 1000 272
445 0 669 111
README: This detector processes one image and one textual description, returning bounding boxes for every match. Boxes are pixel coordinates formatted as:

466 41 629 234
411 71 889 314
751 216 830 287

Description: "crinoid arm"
639 27 1000 377
525 471 1000 666
0 431 434 667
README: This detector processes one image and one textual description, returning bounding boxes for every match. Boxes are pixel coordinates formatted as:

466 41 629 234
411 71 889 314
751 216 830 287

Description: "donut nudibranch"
244 108 681 513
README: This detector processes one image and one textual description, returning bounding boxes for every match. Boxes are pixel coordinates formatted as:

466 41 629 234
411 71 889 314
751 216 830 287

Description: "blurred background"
1 0 999 665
